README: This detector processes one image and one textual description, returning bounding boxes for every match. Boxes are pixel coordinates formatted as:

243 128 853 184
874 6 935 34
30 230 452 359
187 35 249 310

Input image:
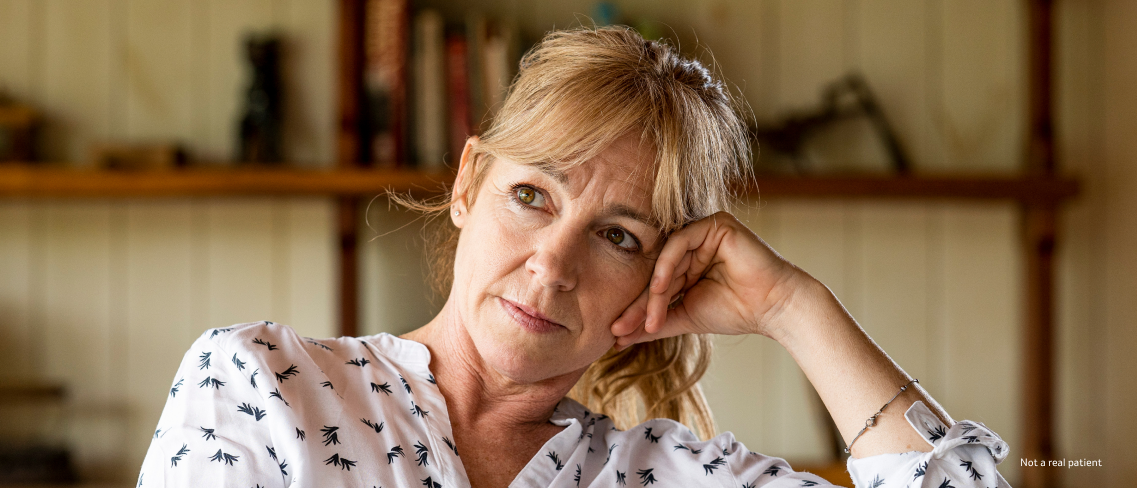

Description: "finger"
611 285 649 337
616 300 699 350
650 221 711 294
646 250 691 328
645 270 687 334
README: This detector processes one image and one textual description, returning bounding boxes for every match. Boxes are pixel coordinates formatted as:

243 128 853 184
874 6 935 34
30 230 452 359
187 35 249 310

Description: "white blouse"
139 321 1011 487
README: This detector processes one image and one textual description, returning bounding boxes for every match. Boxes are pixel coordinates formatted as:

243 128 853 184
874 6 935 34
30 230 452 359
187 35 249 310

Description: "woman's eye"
604 228 638 251
515 186 545 207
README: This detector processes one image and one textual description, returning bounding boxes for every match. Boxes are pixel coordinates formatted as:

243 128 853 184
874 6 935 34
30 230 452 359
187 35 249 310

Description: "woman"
140 27 1009 487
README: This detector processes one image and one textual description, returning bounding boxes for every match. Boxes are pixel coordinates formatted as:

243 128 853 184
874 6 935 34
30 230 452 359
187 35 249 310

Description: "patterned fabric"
139 321 1011 487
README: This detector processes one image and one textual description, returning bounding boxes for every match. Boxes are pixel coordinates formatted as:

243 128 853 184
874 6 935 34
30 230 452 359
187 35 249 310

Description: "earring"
453 209 460 216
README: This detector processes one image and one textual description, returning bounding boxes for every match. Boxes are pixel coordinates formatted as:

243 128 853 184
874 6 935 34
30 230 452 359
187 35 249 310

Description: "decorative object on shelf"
752 73 911 175
0 94 40 163
237 33 284 164
90 142 187 171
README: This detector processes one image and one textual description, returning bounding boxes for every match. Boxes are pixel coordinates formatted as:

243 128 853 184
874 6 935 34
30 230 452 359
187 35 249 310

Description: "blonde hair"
396 26 752 439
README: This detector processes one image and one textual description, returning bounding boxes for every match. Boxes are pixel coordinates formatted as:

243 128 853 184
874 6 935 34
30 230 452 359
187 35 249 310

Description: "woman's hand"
610 211 811 349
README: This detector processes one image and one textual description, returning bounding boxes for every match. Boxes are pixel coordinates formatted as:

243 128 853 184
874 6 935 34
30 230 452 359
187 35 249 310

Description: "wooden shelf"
0 165 1079 203
0 165 454 198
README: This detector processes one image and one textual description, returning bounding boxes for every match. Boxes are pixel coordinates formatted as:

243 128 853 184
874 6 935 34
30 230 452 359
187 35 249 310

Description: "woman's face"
449 136 662 384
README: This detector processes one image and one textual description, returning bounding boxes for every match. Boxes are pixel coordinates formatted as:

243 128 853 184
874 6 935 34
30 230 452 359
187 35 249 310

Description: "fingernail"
649 275 659 290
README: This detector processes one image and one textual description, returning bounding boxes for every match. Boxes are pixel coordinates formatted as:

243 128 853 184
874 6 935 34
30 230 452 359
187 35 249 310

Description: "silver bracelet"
844 378 919 454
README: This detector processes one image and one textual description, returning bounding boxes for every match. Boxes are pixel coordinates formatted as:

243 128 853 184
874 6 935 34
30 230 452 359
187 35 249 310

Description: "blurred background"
0 0 1132 487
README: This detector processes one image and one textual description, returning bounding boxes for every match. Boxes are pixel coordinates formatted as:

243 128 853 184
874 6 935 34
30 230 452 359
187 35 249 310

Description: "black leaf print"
401 375 412 394
231 353 246 370
153 428 162 438
361 417 384 433
443 436 459 456
200 427 217 440
604 444 617 465
346 358 371 367
421 477 442 488
237 402 267 421
637 468 657 485
546 451 564 470
266 446 278 461
742 482 756 488
801 482 819 487
963 435 980 443
278 459 288 477
960 460 984 480
323 453 356 470
428 374 436 384
306 338 333 351
869 475 885 488
914 461 928 479
320 425 341 446
959 422 978 434
250 369 259 389
643 427 660 443
673 445 689 452
198 352 211 370
938 478 956 488
703 457 726 475
269 388 289 406
722 447 729 456
415 441 430 466
209 327 232 338
170 378 183 397
616 470 627 486
386 445 404 464
275 364 299 383
763 465 783 477
372 382 393 395
198 376 225 389
136 473 142 487
208 448 239 465
411 401 429 417
169 444 190 467
574 464 582 486
252 337 278 350
927 425 947 442
321 380 334 389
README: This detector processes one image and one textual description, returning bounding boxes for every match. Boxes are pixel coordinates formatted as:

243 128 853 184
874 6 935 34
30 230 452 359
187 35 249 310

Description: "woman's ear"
451 136 479 228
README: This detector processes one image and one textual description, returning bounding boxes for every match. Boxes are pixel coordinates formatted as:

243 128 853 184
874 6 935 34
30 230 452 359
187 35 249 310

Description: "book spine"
445 32 471 165
364 0 409 167
412 10 447 170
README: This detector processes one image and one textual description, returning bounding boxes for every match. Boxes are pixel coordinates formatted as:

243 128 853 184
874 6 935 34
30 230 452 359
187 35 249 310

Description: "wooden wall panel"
939 203 1022 482
358 201 437 337
40 202 124 478
122 201 196 474
855 204 930 380
935 0 1025 172
1101 1 1137 483
282 198 337 339
206 200 276 327
0 203 33 378
0 0 36 97
40 0 119 163
123 0 195 142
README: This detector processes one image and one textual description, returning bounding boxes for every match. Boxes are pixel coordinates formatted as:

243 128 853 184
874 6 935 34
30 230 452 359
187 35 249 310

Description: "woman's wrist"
758 271 851 347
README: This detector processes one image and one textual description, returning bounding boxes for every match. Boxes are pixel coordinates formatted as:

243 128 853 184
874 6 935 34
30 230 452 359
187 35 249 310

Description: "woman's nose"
524 225 582 291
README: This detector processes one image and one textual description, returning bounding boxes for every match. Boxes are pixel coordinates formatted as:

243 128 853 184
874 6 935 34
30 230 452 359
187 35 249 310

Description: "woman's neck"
401 300 582 433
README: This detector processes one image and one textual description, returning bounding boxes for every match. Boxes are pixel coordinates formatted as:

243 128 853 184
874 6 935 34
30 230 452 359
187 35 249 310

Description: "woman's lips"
499 297 564 333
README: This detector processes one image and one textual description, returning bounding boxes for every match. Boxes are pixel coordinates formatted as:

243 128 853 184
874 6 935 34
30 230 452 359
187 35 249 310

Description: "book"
480 20 519 127
364 0 409 167
445 32 472 165
412 9 446 169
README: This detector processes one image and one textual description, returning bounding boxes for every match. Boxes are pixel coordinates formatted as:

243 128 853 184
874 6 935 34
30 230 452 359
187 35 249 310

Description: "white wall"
0 0 1130 486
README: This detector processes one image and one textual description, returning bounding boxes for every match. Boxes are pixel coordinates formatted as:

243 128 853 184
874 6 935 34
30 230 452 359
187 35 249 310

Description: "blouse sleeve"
137 328 283 488
845 401 1011 488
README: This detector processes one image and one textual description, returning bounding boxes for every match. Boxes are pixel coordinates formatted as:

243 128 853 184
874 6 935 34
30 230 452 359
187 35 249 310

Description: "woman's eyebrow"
606 203 656 229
